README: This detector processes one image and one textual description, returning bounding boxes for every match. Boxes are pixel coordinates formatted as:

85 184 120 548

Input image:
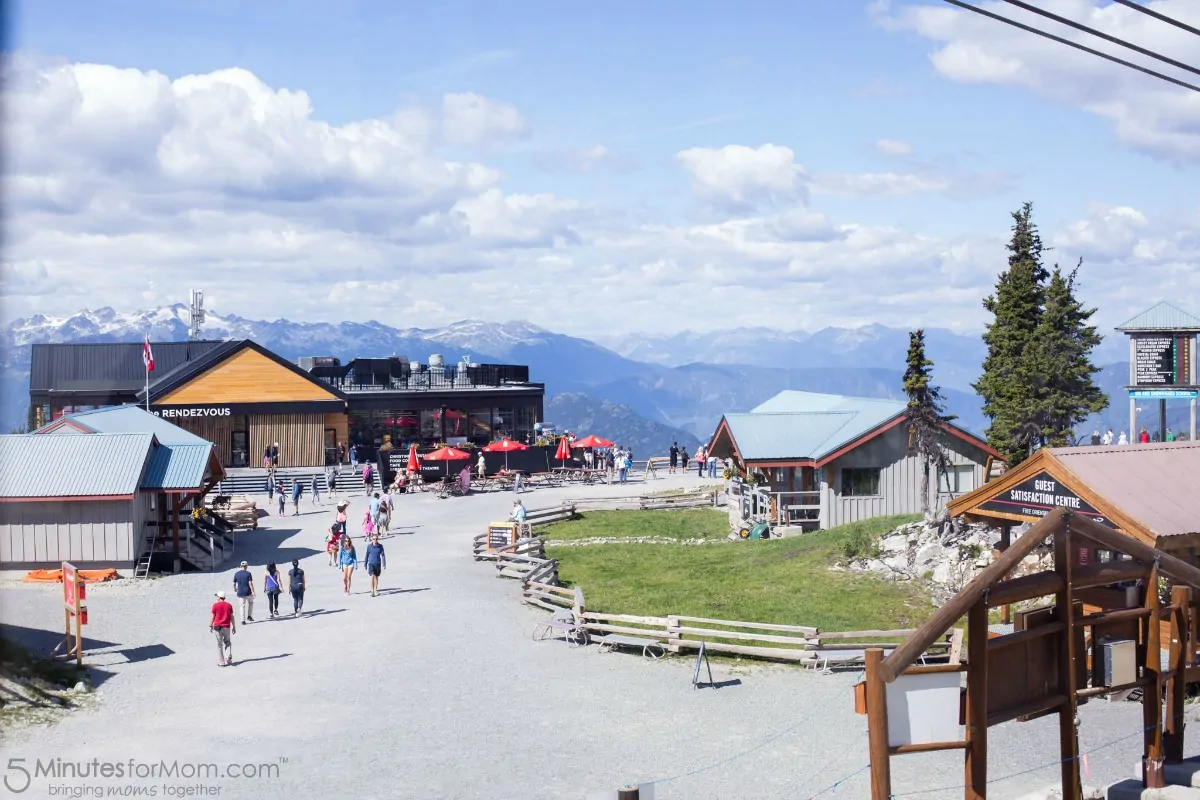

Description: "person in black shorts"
669 442 679 474
364 534 386 597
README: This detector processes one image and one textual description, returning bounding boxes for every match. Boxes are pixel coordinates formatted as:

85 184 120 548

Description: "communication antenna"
188 290 206 340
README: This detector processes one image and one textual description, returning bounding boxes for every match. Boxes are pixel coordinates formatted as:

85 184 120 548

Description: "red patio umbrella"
571 434 614 449
555 435 572 468
423 446 471 478
406 443 421 474
482 438 529 470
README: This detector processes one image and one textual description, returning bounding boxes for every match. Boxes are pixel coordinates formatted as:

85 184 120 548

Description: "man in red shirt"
210 590 237 667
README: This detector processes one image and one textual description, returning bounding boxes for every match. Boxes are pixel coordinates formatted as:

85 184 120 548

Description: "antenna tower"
188 290 206 340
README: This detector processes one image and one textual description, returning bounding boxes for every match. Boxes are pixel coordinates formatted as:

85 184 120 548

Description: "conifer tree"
904 329 955 516
973 202 1049 465
1033 260 1108 446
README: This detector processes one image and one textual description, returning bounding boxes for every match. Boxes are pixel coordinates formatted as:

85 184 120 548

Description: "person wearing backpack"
263 562 283 618
362 462 374 495
287 559 306 616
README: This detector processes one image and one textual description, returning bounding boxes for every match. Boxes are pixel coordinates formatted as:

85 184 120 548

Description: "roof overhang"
0 494 136 503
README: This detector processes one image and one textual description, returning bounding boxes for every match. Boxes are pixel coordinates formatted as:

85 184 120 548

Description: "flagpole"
145 362 150 412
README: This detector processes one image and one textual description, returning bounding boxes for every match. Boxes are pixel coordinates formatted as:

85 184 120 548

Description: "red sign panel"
62 562 78 612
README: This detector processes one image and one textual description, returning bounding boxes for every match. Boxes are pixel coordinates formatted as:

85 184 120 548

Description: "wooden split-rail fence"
471 525 963 669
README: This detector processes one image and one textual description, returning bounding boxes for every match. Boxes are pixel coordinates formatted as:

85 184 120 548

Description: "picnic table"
550 467 608 485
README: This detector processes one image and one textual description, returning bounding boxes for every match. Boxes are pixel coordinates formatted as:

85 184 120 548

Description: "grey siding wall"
0 499 136 565
131 490 155 560
822 425 991 529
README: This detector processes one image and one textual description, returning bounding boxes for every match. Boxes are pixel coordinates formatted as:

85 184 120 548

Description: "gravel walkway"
0 476 1175 799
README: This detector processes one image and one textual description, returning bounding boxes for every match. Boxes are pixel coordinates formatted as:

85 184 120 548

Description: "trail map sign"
978 472 1116 528
1134 336 1191 386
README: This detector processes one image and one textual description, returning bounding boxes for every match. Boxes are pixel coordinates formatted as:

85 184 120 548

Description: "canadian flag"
142 337 155 372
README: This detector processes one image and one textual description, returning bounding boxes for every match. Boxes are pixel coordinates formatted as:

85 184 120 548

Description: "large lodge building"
29 339 545 468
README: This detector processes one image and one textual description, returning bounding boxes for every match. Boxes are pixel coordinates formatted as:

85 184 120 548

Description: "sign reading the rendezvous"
154 407 233 418
1133 335 1192 387
978 471 1116 527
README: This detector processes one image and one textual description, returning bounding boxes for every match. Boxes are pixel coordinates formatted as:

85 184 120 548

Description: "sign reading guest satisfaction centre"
978 471 1116 528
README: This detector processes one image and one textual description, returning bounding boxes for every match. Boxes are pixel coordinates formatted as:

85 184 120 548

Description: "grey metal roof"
0 433 153 498
723 412 863 461
29 341 228 393
1050 441 1200 538
44 405 208 445
142 443 214 490
1115 302 1200 332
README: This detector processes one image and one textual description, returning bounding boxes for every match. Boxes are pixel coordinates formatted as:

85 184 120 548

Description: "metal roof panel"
46 405 208 445
1115 302 1200 332
142 443 214 490
0 433 153 498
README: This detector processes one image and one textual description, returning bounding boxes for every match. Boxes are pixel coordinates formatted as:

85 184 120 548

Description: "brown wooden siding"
173 414 242 465
250 414 324 467
159 348 340 405
0 499 137 564
326 413 349 454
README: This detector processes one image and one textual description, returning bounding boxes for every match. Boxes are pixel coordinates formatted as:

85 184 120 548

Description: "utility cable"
941 0 1200 94
1112 0 1200 39
1000 0 1200 77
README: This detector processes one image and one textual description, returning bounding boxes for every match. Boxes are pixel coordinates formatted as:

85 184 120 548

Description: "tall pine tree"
1033 260 1108 446
904 329 955 516
973 202 1049 465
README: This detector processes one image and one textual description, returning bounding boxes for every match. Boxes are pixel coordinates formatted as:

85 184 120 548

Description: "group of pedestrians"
1089 427 1184 446
669 442 721 478
210 558 306 667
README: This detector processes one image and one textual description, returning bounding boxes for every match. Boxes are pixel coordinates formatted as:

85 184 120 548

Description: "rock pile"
844 516 1005 605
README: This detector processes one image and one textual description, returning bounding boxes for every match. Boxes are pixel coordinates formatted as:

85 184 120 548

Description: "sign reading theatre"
978 471 1115 528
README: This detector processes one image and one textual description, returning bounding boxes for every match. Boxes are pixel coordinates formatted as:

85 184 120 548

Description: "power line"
1001 0 1200 77
1111 0 1200 39
941 0 1200 94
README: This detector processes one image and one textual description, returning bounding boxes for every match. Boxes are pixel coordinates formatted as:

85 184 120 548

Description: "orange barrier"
23 568 120 583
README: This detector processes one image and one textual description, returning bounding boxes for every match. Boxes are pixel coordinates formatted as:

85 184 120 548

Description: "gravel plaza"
0 476 1174 799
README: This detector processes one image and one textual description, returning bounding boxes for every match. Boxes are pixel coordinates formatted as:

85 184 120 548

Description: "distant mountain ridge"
5 305 1147 450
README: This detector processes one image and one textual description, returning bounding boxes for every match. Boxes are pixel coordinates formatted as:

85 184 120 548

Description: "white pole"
145 361 150 412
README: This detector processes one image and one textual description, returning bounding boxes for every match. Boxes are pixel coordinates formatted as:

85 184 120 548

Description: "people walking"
379 488 392 533
338 536 357 595
364 534 386 597
265 471 275 497
263 562 282 618
1139 427 1150 444
680 447 689 473
350 443 358 469
288 559 305 616
362 462 374 495
210 590 236 667
1118 431 1128 446
233 560 255 623
312 473 322 506
325 523 342 567
1166 428 1176 442
291 479 303 516
362 508 376 539
276 485 286 517
696 445 707 476
669 442 678 474
1102 429 1114 446
337 442 346 465
369 492 381 528
476 452 486 480
707 453 718 478
1090 429 1101 446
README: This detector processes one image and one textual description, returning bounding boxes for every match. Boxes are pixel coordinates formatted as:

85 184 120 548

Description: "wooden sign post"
60 561 84 667
486 522 518 551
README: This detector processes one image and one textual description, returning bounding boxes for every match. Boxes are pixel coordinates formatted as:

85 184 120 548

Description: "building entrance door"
231 430 249 467
324 429 337 466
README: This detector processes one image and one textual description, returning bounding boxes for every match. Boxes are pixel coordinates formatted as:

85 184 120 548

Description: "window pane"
841 467 881 497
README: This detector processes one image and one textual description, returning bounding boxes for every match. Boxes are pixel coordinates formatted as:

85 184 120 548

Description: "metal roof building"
0 433 154 500
708 390 998 531
1115 302 1200 332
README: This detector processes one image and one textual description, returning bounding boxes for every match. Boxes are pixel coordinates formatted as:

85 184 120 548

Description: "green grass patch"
547 512 928 631
541 508 730 541
0 637 82 690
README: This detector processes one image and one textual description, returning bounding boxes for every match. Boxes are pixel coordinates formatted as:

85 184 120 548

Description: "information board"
1134 336 1192 386
62 562 78 612
977 471 1116 528
487 522 518 550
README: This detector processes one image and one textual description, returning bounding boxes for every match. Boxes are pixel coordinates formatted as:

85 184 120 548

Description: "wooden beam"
171 494 181 556
1054 522 1082 799
880 507 1069 683
965 600 988 800
988 694 1066 727
1066 513 1200 592
1164 586 1189 764
987 621 1065 651
889 741 968 755
1076 607 1151 627
987 571 1064 607
1072 559 1152 591
865 648 892 800
1143 563 1164 789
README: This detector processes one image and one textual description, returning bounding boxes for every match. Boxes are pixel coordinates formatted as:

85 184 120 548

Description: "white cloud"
812 171 951 197
875 138 914 157
874 0 1200 163
441 92 528 146
533 144 638 173
3 55 1198 336
675 144 808 207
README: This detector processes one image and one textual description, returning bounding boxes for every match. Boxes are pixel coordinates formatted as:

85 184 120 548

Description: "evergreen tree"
973 202 1049 465
1033 260 1108 446
904 329 955 516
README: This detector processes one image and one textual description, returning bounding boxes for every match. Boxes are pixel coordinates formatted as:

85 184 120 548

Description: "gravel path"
0 476 1172 799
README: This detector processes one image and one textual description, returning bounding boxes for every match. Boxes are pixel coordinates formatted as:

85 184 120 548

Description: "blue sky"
6 0 1199 334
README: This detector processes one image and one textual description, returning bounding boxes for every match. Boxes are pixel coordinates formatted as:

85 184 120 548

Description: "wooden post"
1143 563 1164 788
1164 586 1189 763
73 599 83 667
865 648 892 800
965 600 988 799
999 525 1012 625
1053 523 1082 800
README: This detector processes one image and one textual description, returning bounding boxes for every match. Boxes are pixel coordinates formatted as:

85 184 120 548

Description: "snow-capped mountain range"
2 304 1138 446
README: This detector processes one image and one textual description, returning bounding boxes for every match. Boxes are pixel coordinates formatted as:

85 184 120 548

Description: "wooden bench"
596 633 667 660
533 616 588 647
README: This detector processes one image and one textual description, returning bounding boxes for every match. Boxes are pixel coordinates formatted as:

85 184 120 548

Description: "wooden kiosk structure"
860 507 1200 797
